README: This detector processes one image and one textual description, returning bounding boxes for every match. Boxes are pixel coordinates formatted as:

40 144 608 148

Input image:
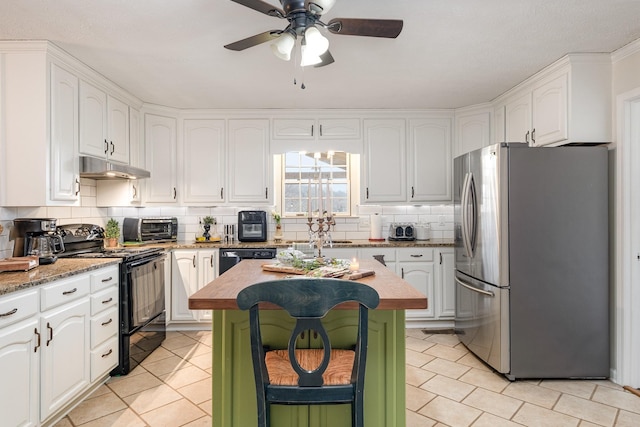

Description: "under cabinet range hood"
79 156 151 180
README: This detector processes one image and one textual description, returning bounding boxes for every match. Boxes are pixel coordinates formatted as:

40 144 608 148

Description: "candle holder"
307 212 335 259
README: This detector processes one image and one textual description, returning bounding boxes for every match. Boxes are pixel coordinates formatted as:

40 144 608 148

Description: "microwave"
122 217 178 243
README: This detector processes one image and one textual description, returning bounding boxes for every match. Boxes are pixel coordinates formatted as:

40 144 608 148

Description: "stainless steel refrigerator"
454 142 609 380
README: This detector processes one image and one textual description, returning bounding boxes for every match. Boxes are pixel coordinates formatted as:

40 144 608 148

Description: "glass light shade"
303 26 329 57
300 44 322 66
271 32 296 61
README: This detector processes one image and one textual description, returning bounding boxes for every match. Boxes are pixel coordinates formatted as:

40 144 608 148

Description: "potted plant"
201 216 217 241
104 218 120 248
271 210 283 242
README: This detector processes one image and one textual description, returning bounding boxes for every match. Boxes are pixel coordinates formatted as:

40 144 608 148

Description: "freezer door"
455 144 509 286
455 271 509 373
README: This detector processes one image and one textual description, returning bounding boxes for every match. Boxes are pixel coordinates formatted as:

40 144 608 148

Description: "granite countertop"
148 238 454 250
0 258 121 296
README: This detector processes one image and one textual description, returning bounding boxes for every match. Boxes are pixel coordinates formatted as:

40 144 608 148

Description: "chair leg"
257 398 268 427
353 391 364 427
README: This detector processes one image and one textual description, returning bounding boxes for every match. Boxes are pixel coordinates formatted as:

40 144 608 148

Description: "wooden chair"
236 278 380 427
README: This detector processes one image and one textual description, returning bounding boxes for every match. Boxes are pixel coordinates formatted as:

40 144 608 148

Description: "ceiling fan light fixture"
308 0 336 15
303 26 329 56
271 32 296 61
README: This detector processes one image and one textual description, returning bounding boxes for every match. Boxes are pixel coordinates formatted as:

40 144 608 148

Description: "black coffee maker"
11 218 65 264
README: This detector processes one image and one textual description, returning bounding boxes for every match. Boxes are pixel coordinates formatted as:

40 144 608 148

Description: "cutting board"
0 256 39 272
261 263 375 280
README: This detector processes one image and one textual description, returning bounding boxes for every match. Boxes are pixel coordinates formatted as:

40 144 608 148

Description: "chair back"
237 278 379 387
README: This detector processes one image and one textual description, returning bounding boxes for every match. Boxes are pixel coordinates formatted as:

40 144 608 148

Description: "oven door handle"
455 276 495 297
127 255 165 270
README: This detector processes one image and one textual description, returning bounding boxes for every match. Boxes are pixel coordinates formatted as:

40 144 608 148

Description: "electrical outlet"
438 215 446 226
359 217 370 229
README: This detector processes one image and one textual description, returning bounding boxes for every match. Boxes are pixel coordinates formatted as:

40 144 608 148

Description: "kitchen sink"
285 240 353 244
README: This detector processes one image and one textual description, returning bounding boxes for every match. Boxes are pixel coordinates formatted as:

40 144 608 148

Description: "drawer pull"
101 348 113 358
101 318 113 326
62 288 78 295
102 297 114 305
101 277 113 282
0 308 18 317
410 254 423 258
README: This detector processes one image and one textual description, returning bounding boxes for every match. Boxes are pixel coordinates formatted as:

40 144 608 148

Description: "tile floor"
53 329 640 427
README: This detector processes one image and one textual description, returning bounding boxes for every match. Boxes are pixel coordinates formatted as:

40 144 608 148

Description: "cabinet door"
79 81 108 159
40 298 90 422
531 73 568 146
504 92 531 143
145 114 177 203
50 63 80 202
129 107 142 168
408 118 452 202
272 119 315 139
107 95 130 164
359 248 397 274
399 262 435 320
0 318 39 427
227 119 271 203
494 105 506 144
183 119 225 204
455 111 491 157
318 118 360 139
436 249 455 318
197 250 217 322
171 251 199 322
363 119 406 203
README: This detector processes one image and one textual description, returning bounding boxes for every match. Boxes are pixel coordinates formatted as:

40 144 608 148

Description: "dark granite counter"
142 238 454 250
0 258 121 296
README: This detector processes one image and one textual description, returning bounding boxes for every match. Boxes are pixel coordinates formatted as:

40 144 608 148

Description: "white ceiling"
2 0 640 110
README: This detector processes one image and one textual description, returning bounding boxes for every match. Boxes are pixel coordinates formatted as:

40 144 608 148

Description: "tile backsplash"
0 179 454 258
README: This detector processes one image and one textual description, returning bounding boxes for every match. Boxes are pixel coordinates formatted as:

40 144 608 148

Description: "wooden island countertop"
189 259 427 311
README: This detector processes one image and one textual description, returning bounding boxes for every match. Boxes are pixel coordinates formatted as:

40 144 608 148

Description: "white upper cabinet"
145 113 178 203
496 54 611 146
227 119 271 204
79 81 130 164
182 119 225 205
454 108 492 157
363 119 407 203
408 118 452 202
271 117 362 154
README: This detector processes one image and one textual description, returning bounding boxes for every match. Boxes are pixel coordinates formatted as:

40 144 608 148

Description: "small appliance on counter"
415 223 431 241
122 217 178 243
238 211 267 242
10 218 65 264
388 223 416 241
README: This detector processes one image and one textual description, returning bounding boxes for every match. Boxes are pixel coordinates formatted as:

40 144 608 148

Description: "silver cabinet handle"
366 188 369 199
439 252 443 265
401 268 405 279
101 276 112 282
265 187 268 199
102 297 113 305
132 184 137 199
101 348 113 358
110 141 115 155
0 308 17 317
75 178 81 196
210 255 214 268
531 128 536 144
411 186 415 199
410 254 423 258
221 187 224 199
319 124 323 136
311 124 314 136
455 276 495 297
62 288 77 295
101 318 113 326
173 187 177 200
46 322 53 346
104 139 109 154
193 255 196 268
525 130 530 144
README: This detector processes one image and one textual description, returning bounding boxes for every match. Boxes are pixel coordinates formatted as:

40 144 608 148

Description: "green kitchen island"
188 259 427 427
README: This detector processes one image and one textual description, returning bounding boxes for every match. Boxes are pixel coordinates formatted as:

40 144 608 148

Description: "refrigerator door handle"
461 172 474 259
468 172 478 256
455 276 495 297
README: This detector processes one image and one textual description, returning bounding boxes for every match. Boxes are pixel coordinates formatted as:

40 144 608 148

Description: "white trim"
611 38 640 63
614 86 640 387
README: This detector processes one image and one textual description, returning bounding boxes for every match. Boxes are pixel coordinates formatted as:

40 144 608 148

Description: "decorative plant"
271 210 281 225
104 218 120 239
202 216 216 225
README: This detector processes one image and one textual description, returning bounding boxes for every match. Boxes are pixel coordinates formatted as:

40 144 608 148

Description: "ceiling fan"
224 0 403 67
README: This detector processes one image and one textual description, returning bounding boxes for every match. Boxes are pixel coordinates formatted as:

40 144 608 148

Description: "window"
281 151 351 217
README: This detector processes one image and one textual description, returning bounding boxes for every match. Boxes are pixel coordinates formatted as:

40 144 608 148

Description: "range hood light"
79 156 151 180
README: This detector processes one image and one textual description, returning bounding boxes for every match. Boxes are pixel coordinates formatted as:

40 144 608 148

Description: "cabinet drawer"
41 275 90 311
360 248 396 263
90 266 119 293
0 289 38 328
90 336 118 382
91 307 118 348
91 286 118 316
397 248 434 262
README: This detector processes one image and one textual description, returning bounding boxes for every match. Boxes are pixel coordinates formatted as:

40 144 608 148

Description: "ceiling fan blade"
314 50 335 68
327 18 403 38
230 0 285 18
224 31 281 51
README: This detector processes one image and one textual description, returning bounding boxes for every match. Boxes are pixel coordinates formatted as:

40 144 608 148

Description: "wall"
0 179 454 258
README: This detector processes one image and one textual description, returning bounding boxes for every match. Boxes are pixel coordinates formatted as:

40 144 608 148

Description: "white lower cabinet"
0 265 120 426
435 249 455 319
171 249 216 323
397 248 435 322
